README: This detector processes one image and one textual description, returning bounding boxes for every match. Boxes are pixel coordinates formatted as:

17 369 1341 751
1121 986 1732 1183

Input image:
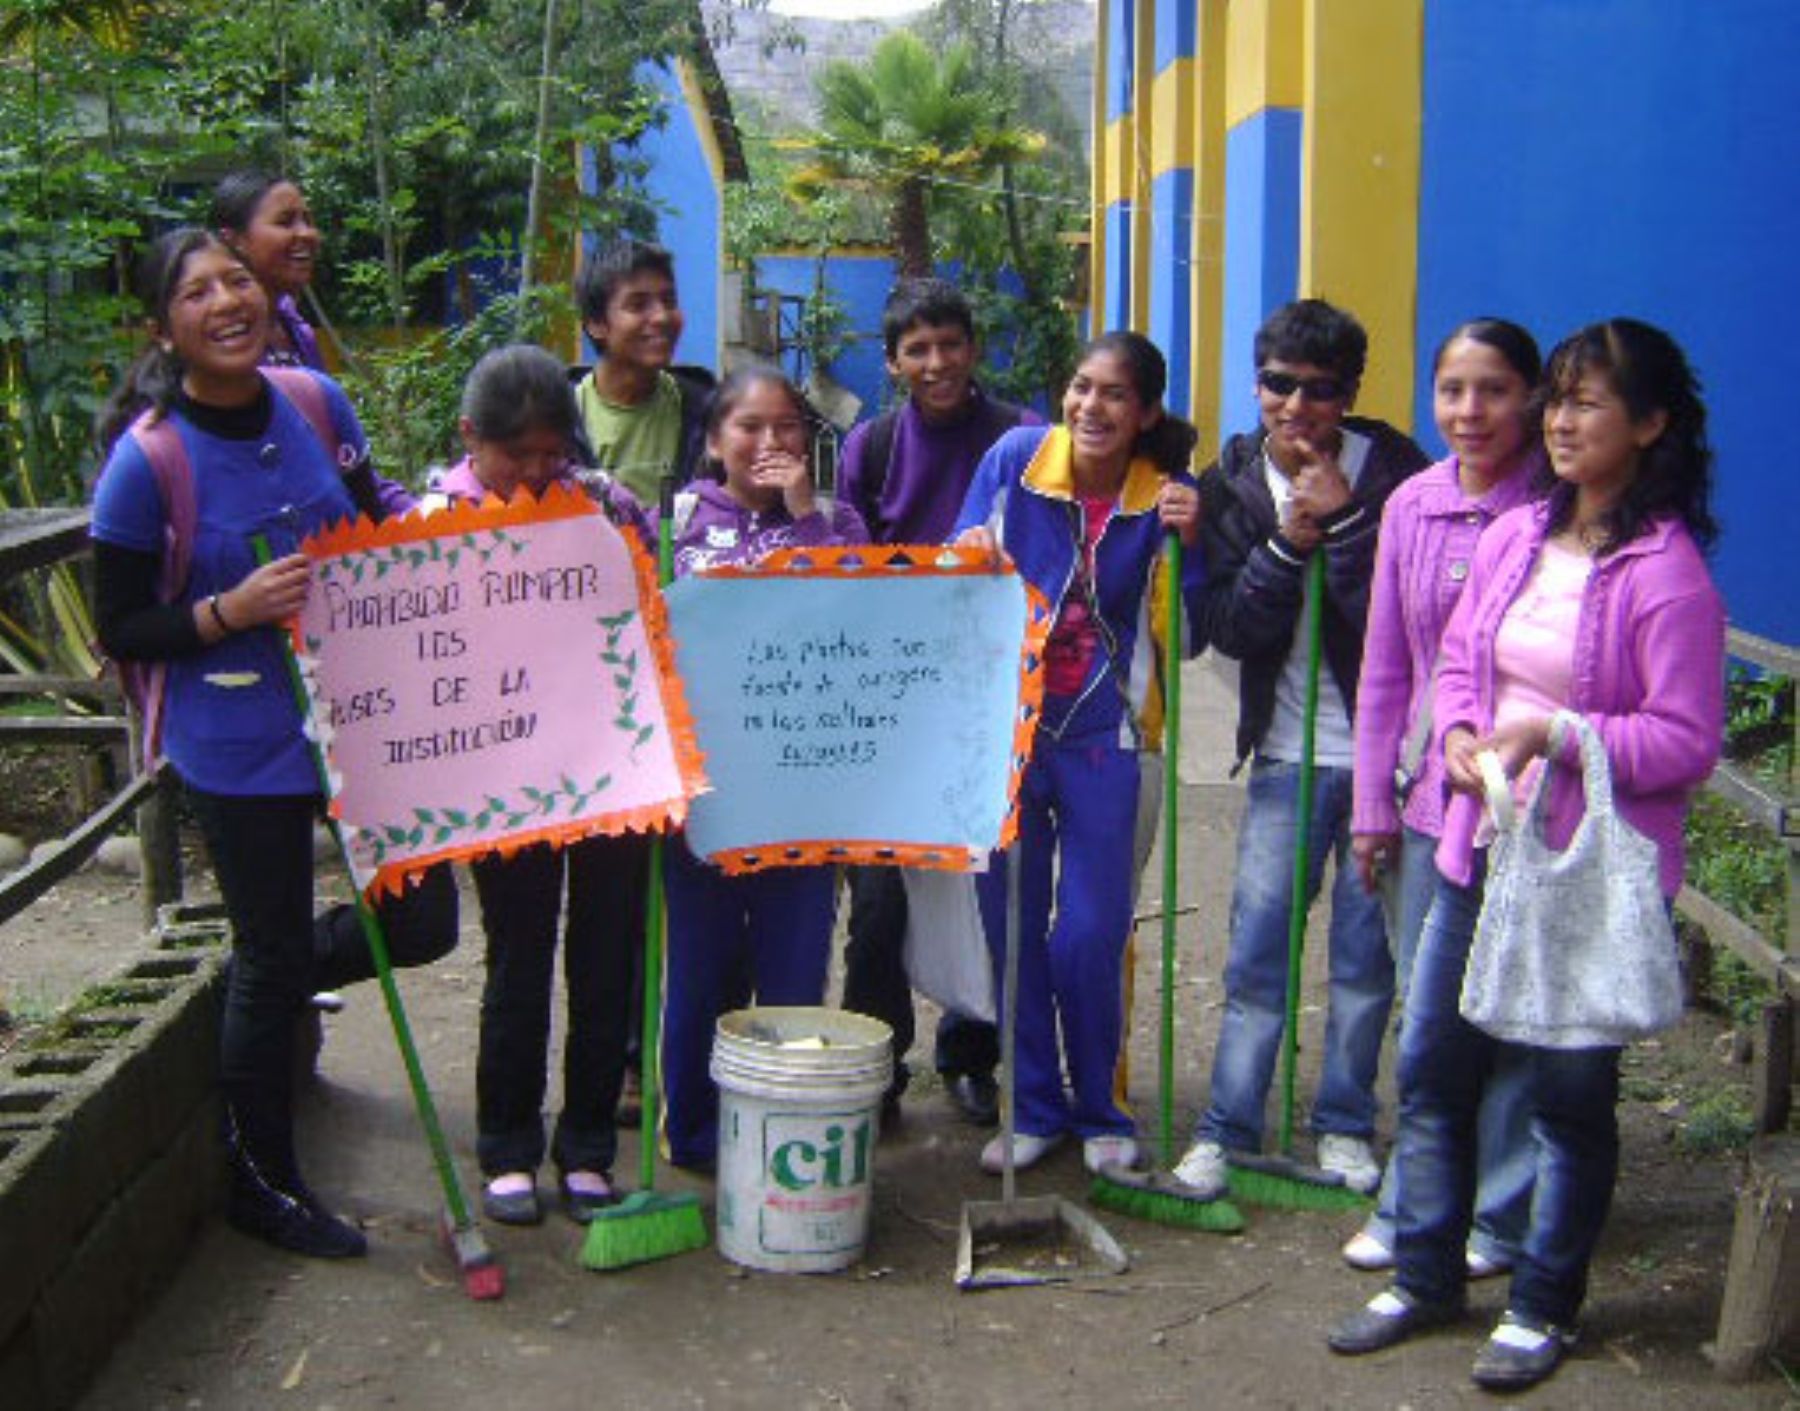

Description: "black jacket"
1195 416 1429 768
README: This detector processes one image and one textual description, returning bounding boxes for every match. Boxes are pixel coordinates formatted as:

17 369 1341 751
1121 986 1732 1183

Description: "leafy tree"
785 30 1042 278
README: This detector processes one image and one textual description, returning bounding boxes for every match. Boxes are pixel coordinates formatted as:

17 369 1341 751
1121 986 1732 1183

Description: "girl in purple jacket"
1344 319 1543 1277
432 345 651 1226
1328 319 1725 1392
659 367 869 1170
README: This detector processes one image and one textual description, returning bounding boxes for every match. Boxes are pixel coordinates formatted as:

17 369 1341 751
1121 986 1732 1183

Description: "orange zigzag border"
290 482 708 898
695 544 1052 876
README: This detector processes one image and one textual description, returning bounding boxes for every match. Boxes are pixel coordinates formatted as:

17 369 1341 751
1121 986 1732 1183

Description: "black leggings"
187 786 459 1183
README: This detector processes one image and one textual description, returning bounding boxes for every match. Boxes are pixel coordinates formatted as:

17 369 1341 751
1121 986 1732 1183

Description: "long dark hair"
94 228 255 455
1538 318 1717 553
210 169 288 237
461 344 583 450
1075 331 1199 475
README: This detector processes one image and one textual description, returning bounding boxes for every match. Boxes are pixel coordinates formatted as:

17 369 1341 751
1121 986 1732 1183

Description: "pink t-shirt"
1488 540 1590 817
1043 496 1114 698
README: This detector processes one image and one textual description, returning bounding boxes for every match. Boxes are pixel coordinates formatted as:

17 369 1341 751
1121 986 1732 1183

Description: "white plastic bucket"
711 1006 893 1274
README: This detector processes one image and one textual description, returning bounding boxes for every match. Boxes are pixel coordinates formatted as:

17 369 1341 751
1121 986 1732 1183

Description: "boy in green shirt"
574 240 714 503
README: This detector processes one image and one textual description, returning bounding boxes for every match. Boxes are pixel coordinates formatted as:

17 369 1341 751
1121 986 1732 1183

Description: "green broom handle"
638 479 677 1193
251 535 473 1231
1278 552 1326 1157
1158 532 1181 1170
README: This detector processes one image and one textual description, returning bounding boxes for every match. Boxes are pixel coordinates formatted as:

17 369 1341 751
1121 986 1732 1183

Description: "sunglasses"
1257 368 1352 403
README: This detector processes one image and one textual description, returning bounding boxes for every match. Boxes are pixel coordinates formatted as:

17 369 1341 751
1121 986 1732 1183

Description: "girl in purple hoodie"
1328 320 1724 1392
431 345 651 1227
659 366 869 1170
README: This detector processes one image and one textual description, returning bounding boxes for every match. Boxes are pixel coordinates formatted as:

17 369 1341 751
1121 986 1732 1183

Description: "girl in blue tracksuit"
953 332 1203 1177
658 365 869 1170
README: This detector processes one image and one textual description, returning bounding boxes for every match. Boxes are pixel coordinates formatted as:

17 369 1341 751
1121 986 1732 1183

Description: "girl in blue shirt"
91 229 458 1260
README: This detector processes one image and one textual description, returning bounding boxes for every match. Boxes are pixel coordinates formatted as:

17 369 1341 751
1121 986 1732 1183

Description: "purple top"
662 480 868 578
838 390 1041 546
1433 502 1725 897
1350 454 1538 840
268 294 326 373
430 455 650 546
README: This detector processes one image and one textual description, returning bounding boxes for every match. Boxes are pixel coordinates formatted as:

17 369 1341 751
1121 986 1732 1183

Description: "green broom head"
1088 1168 1247 1234
1225 1153 1376 1214
579 1190 708 1271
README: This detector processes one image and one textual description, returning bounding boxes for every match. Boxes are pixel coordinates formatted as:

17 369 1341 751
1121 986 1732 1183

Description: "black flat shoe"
228 1181 368 1259
558 1170 621 1224
944 1071 1000 1126
481 1176 543 1227
1471 1312 1575 1391
1328 1287 1465 1356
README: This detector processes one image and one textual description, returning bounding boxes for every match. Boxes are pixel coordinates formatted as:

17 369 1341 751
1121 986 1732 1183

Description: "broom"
1089 533 1243 1232
254 536 503 1301
1225 552 1372 1213
581 476 708 1270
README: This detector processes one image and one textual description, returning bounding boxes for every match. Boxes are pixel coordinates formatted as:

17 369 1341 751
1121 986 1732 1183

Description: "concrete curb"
0 901 229 1410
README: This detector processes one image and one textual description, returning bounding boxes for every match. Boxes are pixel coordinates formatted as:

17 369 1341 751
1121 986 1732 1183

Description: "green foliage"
787 29 1045 278
1674 1089 1756 1156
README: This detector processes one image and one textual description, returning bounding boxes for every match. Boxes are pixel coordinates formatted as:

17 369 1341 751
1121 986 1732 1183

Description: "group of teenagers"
89 169 1724 1395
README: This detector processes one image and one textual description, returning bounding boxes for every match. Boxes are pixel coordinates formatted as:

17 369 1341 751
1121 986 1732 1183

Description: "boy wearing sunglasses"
1174 299 1428 1198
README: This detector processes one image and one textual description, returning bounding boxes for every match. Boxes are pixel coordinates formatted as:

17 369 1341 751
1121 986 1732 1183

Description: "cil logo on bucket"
765 1112 872 1193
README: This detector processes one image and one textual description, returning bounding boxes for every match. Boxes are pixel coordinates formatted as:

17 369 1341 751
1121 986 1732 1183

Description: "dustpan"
956 846 1130 1290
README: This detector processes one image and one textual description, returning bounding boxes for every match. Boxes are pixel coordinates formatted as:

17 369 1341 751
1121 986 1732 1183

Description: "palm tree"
786 30 1043 278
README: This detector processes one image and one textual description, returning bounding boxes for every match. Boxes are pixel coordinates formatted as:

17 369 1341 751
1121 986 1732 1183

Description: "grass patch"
1675 1090 1756 1156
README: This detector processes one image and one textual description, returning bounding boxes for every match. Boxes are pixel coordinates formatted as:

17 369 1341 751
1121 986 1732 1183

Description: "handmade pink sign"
291 484 705 896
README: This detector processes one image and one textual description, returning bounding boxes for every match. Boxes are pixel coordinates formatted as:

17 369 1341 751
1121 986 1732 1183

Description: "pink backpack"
111 367 342 766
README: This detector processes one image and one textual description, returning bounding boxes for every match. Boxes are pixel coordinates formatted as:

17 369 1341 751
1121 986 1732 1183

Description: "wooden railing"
0 508 180 931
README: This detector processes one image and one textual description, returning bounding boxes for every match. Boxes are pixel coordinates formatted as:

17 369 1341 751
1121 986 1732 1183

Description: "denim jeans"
1199 759 1393 1150
470 835 645 1178
1364 828 1533 1263
187 787 458 1185
1393 866 1623 1327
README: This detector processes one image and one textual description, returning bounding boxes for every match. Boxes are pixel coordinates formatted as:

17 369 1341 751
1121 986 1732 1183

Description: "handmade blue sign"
663 547 1048 872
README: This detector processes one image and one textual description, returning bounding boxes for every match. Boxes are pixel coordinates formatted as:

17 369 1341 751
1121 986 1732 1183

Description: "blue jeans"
1393 867 1623 1327
1364 829 1533 1263
1199 759 1393 1150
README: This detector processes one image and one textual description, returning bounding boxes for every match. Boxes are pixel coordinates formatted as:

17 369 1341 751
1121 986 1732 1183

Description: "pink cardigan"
1351 455 1538 841
1433 502 1725 897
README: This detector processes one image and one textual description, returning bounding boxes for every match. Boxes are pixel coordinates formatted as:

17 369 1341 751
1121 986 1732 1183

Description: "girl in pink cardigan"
1328 319 1724 1393
1344 319 1543 1277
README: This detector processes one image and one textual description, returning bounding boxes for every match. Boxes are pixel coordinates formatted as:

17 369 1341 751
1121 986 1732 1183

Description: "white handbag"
1459 710 1683 1049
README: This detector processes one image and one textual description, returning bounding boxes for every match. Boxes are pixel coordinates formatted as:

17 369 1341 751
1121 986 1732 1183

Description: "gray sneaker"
1318 1134 1382 1194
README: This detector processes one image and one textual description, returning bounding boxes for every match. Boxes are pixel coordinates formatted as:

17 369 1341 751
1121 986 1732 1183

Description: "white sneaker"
979 1130 1064 1175
1466 1247 1512 1280
1318 1135 1382 1194
1082 1135 1141 1175
1342 1228 1394 1271
1171 1139 1229 1197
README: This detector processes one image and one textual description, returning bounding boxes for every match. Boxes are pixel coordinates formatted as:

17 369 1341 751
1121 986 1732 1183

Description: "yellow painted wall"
1225 0 1304 129
1299 0 1424 427
1090 0 1111 330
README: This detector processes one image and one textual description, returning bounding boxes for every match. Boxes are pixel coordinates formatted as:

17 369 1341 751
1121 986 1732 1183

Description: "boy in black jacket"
1174 299 1428 1196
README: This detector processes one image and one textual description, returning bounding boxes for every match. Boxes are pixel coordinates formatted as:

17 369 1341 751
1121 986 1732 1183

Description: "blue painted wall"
584 61 723 369
1106 0 1134 123
1218 109 1301 437
1103 201 1134 331
754 253 895 419
1149 167 1194 418
1415 1 1800 642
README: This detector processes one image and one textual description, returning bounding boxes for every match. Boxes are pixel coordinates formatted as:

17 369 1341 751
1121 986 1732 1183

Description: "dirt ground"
3 671 1794 1409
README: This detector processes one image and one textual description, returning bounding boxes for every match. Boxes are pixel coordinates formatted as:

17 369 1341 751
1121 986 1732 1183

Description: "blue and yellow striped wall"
1091 0 1796 642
